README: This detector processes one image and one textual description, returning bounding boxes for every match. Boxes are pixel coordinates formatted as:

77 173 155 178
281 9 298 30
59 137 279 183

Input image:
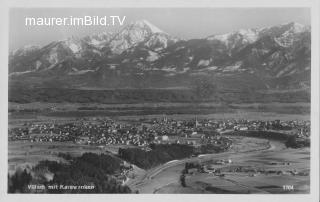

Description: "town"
9 117 310 148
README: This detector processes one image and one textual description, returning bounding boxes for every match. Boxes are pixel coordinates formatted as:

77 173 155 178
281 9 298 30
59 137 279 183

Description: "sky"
9 8 310 50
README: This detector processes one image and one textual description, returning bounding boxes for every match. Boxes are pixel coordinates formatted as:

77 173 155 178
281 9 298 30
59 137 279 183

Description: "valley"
7 17 312 194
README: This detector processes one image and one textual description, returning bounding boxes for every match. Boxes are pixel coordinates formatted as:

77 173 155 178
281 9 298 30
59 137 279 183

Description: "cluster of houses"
8 117 310 147
185 160 309 178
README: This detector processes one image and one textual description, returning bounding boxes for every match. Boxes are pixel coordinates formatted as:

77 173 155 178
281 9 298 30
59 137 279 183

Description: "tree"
8 169 32 193
285 135 297 148
180 174 186 187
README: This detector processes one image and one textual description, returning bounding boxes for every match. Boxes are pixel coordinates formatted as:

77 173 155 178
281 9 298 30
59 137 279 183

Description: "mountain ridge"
9 20 311 92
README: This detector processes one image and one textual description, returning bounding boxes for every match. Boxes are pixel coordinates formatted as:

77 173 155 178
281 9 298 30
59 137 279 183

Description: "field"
150 140 310 194
8 87 310 104
9 102 310 123
183 145 310 194
7 100 310 194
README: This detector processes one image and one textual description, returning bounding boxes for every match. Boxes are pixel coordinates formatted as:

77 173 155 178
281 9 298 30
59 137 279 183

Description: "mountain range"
9 20 311 93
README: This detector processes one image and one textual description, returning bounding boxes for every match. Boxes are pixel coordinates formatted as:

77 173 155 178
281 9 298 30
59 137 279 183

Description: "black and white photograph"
1 0 319 200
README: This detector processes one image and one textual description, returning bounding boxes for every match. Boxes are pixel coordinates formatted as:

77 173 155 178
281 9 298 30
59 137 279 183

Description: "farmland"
8 100 310 194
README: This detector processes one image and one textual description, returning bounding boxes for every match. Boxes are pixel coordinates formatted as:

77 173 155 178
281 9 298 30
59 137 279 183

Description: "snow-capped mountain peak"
206 22 310 52
63 37 82 53
280 22 307 33
9 21 310 90
10 45 41 57
129 19 166 34
207 28 259 51
139 19 165 33
107 19 171 54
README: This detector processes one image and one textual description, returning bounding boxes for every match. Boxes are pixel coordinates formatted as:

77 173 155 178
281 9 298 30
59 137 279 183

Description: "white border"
0 1 319 202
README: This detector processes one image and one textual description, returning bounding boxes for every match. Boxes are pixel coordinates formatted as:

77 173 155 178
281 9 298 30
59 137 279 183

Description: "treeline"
285 136 310 148
8 169 32 193
9 87 310 104
118 144 194 169
225 130 310 148
9 88 197 104
225 130 290 141
198 142 231 154
8 153 131 193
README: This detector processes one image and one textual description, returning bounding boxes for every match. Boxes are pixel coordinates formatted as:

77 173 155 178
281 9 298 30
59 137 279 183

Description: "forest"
118 144 194 169
8 153 131 193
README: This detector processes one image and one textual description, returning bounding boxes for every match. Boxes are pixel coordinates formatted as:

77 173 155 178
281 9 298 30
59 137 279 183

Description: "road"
127 137 284 193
